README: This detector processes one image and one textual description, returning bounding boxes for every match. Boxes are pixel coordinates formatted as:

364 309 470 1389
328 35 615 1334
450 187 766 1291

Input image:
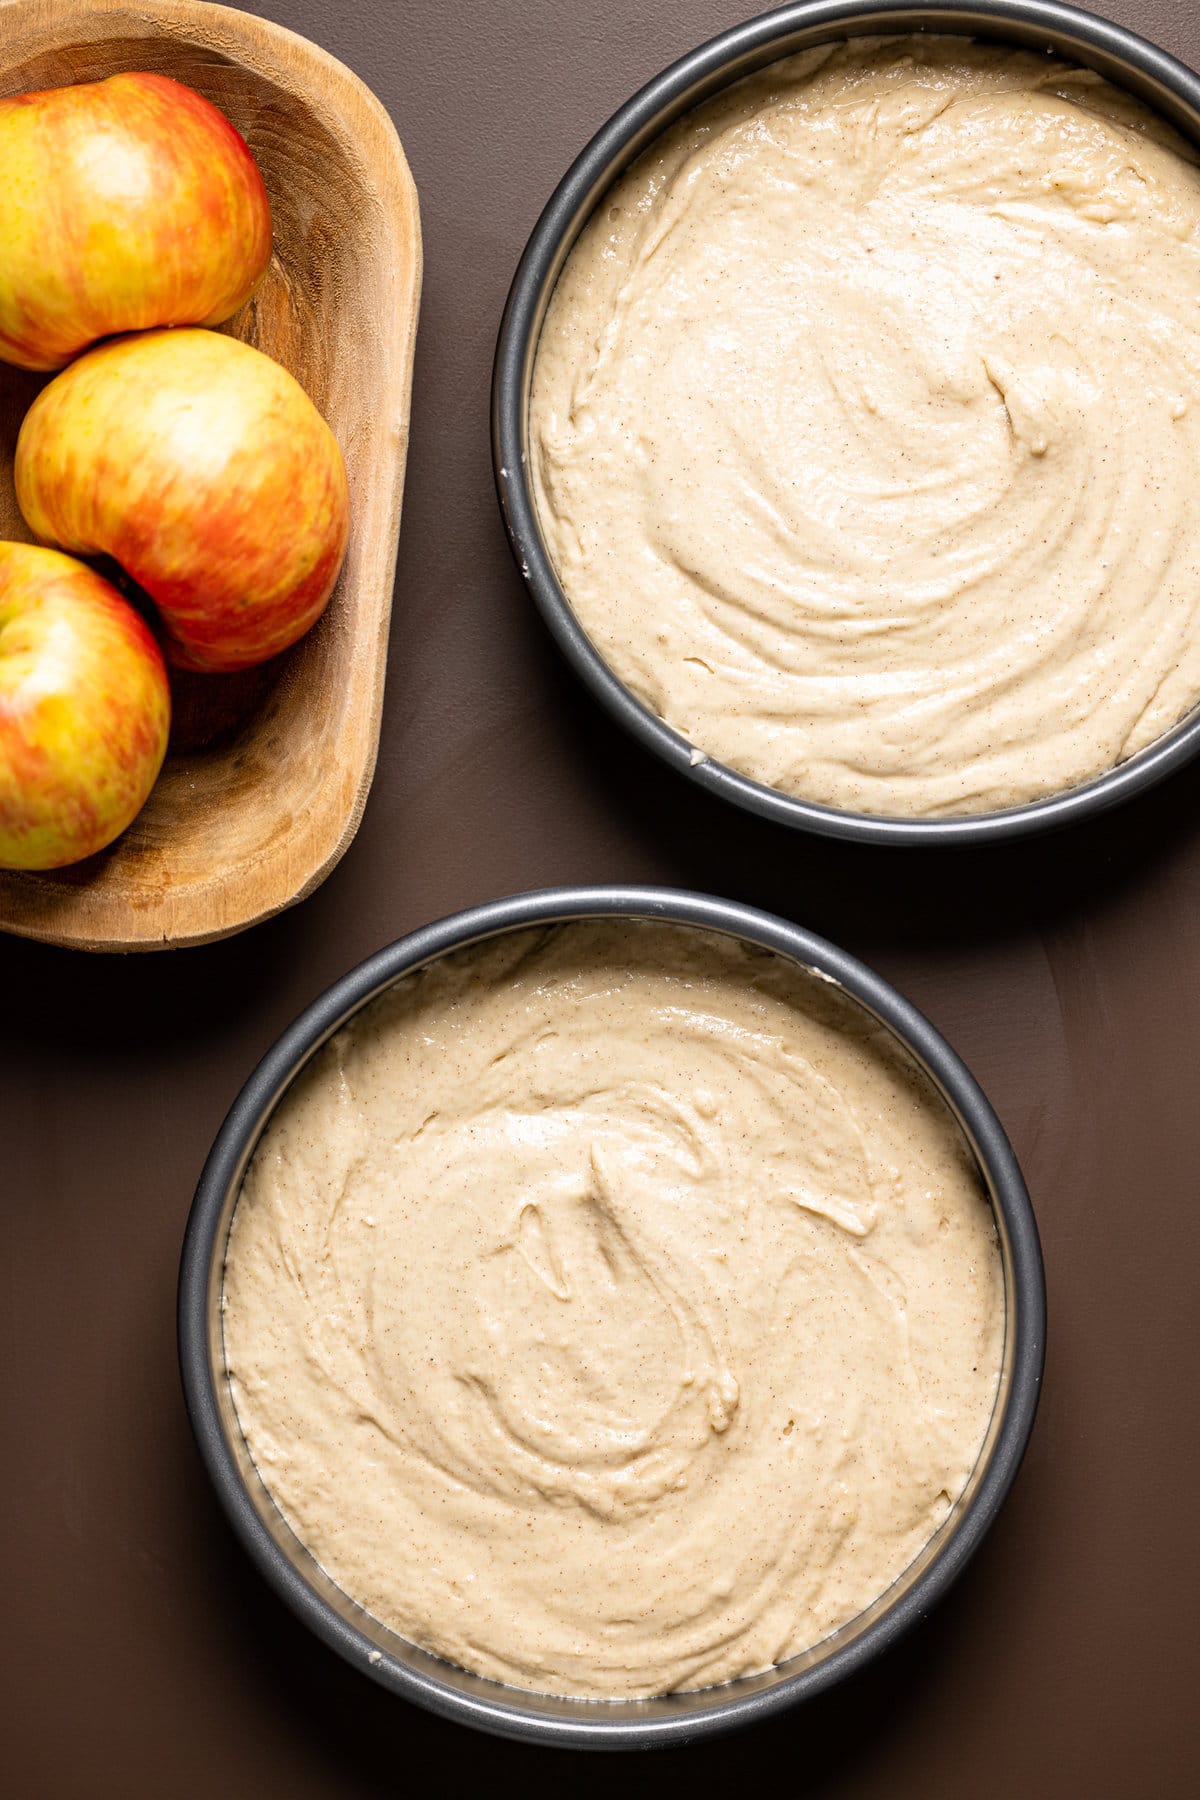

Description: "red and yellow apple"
0 72 271 371
15 328 350 672
0 542 170 869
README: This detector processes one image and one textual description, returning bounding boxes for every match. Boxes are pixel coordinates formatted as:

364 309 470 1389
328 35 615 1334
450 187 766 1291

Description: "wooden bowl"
0 0 422 950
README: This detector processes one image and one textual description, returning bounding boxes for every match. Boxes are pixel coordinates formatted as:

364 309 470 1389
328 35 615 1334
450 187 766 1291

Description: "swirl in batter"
223 923 1002 1698
530 38 1200 816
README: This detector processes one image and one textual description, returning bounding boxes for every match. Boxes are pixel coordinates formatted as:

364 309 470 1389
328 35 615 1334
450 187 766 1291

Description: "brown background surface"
3 1 1199 1794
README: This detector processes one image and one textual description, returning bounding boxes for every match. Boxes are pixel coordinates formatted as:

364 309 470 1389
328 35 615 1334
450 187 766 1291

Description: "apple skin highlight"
0 71 272 371
0 543 170 869
14 329 350 673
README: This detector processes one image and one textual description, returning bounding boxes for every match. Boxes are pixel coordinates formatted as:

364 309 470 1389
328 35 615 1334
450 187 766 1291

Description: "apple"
14 328 350 673
0 72 271 371
0 542 170 870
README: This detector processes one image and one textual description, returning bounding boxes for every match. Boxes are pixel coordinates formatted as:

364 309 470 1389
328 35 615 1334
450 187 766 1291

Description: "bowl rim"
491 0 1200 847
178 883 1046 1749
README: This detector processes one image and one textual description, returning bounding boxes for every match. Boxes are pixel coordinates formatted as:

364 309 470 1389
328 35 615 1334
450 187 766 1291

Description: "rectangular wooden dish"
0 0 422 950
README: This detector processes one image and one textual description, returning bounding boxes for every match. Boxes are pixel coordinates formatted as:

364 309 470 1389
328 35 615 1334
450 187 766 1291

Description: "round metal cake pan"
178 885 1045 1748
492 0 1200 846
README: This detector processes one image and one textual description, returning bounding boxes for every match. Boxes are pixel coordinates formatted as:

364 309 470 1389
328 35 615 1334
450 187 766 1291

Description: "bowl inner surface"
181 886 1044 1748
0 32 348 877
494 0 1200 845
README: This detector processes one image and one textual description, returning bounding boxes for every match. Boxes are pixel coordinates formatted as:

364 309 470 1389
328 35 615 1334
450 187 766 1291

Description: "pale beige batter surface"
223 922 1003 1699
531 38 1200 817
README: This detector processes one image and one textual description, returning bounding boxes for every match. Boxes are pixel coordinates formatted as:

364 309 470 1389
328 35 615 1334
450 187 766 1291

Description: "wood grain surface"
0 0 422 949
1 3 1198 1797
